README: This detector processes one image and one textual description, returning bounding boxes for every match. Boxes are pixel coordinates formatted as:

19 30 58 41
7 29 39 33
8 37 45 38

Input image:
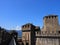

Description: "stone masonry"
21 15 60 45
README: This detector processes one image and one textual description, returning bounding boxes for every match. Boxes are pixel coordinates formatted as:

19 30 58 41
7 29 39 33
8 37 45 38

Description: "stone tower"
43 15 59 31
22 23 40 45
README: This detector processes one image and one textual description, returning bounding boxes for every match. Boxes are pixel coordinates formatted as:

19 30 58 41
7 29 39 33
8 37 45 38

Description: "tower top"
22 23 35 30
43 15 58 19
43 14 59 31
22 23 35 27
22 23 40 31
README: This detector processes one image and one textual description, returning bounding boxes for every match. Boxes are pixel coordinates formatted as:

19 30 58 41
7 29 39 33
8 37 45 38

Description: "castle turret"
22 23 40 45
43 15 59 31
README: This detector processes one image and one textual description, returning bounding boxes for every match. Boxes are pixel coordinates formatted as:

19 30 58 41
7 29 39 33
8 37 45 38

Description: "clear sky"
0 0 60 30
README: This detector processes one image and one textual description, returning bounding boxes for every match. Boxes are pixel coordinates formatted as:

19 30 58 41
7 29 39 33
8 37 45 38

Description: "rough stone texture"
42 15 59 31
21 15 60 45
22 23 40 45
36 15 60 45
36 38 60 45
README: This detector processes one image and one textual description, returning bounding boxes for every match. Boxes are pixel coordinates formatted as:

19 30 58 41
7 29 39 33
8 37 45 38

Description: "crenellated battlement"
22 23 35 30
43 15 58 19
36 31 60 37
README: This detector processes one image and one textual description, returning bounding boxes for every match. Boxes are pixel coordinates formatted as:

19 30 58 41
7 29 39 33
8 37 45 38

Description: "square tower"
43 15 59 31
22 23 40 45
22 23 35 45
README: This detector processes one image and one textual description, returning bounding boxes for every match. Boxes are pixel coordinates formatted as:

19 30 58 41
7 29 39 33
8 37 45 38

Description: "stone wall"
36 38 60 45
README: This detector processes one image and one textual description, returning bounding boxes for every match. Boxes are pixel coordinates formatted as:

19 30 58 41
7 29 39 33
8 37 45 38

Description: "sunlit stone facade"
36 38 60 45
36 15 60 45
21 15 60 45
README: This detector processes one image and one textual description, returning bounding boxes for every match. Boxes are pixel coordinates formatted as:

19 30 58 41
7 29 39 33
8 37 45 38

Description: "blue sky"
0 0 60 30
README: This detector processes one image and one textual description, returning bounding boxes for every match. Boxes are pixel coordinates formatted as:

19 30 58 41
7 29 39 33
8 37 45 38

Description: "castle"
0 15 60 45
21 15 60 45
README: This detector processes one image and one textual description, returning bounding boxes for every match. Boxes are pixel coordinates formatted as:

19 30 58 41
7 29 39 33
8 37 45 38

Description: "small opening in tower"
46 17 48 18
22 26 24 28
55 16 57 18
25 25 26 28
27 25 29 27
49 16 50 18
58 31 60 34
52 16 53 18
26 42 29 45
